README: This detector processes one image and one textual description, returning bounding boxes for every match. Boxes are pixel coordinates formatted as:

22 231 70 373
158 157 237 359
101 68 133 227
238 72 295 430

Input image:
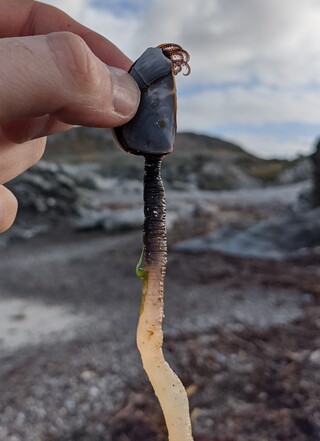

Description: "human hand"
0 0 140 232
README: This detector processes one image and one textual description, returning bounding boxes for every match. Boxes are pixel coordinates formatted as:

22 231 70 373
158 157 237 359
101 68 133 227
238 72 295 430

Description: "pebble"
309 349 320 366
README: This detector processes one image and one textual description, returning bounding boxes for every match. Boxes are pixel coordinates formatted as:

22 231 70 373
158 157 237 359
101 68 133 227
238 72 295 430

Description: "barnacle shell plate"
113 47 176 156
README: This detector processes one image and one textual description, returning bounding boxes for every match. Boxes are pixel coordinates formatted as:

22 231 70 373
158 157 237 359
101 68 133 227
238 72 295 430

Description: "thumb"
0 32 140 127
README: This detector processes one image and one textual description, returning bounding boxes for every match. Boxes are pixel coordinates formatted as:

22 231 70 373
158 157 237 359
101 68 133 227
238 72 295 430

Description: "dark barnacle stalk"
143 155 167 274
113 43 193 441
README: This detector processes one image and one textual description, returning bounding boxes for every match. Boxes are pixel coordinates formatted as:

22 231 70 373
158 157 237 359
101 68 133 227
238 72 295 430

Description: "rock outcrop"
176 203 320 260
7 162 143 231
312 138 320 207
43 128 305 190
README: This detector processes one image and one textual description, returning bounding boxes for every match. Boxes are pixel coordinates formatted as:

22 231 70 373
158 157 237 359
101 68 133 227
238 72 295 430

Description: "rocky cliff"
44 128 307 190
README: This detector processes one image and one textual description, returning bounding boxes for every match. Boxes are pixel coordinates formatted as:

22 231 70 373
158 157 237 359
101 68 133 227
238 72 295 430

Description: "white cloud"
83 9 139 55
38 0 320 157
40 0 320 89
177 85 320 158
40 0 88 21
40 0 140 54
227 133 315 159
179 86 320 129
136 0 320 87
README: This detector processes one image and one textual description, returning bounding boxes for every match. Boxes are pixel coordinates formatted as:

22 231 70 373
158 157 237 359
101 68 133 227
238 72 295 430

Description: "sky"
41 0 320 159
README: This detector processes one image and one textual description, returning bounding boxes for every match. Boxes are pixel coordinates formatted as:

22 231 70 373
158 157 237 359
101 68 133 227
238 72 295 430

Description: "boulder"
311 138 320 207
175 206 320 260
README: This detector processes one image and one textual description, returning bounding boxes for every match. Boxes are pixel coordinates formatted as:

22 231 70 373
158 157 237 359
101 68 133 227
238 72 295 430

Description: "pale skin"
0 0 140 233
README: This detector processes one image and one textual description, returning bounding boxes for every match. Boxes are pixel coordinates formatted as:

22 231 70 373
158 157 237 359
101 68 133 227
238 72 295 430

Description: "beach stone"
175 206 320 260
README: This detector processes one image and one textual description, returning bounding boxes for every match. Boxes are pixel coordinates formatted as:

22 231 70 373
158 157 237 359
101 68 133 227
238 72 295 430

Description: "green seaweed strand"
136 250 148 314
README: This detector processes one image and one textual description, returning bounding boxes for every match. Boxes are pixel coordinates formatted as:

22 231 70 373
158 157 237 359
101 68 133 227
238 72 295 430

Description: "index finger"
0 0 132 70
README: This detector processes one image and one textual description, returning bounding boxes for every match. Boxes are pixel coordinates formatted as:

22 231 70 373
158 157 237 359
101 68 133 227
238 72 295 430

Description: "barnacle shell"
113 47 176 156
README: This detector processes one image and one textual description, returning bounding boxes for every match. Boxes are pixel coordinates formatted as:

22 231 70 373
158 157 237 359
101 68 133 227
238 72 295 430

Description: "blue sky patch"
89 0 148 15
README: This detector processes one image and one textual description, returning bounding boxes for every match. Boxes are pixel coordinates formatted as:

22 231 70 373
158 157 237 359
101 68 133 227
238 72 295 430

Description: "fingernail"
108 66 140 117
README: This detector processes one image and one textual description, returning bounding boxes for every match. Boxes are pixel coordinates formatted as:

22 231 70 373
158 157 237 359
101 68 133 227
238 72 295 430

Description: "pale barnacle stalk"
136 154 194 441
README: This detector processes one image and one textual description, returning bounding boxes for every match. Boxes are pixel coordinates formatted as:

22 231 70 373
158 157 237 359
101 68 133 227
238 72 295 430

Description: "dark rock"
75 208 143 232
277 158 312 185
8 162 80 217
196 162 258 190
175 207 320 260
7 162 144 239
311 138 320 206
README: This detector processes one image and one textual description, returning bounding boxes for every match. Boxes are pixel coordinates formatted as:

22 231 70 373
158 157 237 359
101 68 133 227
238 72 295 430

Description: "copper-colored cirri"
157 43 191 76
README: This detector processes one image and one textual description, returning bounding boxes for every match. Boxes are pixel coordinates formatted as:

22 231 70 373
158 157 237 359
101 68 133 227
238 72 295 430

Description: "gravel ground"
0 183 319 441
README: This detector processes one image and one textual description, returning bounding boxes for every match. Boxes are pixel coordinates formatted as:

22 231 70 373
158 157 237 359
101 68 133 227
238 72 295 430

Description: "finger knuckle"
46 31 100 93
